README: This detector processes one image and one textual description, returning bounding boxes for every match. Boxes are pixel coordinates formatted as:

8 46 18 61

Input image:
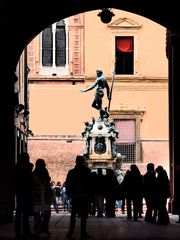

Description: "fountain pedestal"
81 117 119 170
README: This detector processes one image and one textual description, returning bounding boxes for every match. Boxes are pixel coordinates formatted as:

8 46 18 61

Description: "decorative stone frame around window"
110 109 145 163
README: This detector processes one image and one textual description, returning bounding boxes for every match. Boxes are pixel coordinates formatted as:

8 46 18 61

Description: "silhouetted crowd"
13 153 52 240
13 153 175 240
86 162 171 224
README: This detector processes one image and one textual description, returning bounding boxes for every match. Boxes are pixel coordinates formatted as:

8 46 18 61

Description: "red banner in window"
116 38 133 52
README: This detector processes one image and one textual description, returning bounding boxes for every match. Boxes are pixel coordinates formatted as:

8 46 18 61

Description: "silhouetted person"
13 152 33 240
88 171 97 216
32 158 52 237
114 168 125 214
50 181 59 213
143 163 157 223
65 155 91 240
174 164 180 223
94 168 106 217
105 169 119 218
122 164 143 221
155 165 170 225
81 69 110 119
61 182 69 211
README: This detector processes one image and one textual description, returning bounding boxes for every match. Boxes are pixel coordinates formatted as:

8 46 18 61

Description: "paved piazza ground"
0 211 180 240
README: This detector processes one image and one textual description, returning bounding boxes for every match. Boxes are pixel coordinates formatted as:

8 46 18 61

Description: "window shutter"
114 119 136 163
115 119 135 143
42 26 53 66
56 21 66 66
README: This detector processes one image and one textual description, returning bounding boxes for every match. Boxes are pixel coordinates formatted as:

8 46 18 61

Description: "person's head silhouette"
76 155 85 165
35 158 46 168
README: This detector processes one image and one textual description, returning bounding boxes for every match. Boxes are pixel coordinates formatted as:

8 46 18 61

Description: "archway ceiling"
1 0 179 68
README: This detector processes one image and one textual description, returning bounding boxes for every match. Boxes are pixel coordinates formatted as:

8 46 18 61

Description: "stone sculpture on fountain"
80 69 125 170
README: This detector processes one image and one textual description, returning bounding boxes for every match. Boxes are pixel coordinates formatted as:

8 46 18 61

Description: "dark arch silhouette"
0 0 180 224
1 1 179 69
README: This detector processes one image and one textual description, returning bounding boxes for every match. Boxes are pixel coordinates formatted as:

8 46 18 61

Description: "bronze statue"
81 70 110 119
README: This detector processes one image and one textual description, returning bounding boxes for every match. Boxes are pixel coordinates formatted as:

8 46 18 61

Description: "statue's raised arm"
80 79 98 93
81 70 110 119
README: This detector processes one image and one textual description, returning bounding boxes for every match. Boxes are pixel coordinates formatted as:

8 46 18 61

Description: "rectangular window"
56 25 66 66
42 26 53 66
42 21 66 69
115 36 134 75
114 119 136 163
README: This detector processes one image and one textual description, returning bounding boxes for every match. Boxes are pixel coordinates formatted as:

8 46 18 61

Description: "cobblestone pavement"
0 212 180 240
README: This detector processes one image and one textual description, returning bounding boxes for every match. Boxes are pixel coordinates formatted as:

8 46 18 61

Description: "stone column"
0 66 16 223
167 31 180 213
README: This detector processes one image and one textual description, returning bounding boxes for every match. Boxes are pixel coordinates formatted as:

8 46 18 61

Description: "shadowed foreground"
0 212 180 239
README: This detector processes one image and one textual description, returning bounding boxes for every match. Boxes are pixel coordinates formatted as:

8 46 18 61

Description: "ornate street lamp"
98 8 115 24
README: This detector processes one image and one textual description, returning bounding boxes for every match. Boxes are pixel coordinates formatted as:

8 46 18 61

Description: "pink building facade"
27 9 168 183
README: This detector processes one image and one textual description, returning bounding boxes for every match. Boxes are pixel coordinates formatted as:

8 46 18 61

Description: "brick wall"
28 136 169 184
28 136 85 184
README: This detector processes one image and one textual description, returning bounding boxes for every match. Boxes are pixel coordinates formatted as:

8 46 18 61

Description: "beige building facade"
27 9 168 183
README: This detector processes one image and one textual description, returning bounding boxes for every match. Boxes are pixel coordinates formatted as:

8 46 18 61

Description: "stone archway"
0 0 180 223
